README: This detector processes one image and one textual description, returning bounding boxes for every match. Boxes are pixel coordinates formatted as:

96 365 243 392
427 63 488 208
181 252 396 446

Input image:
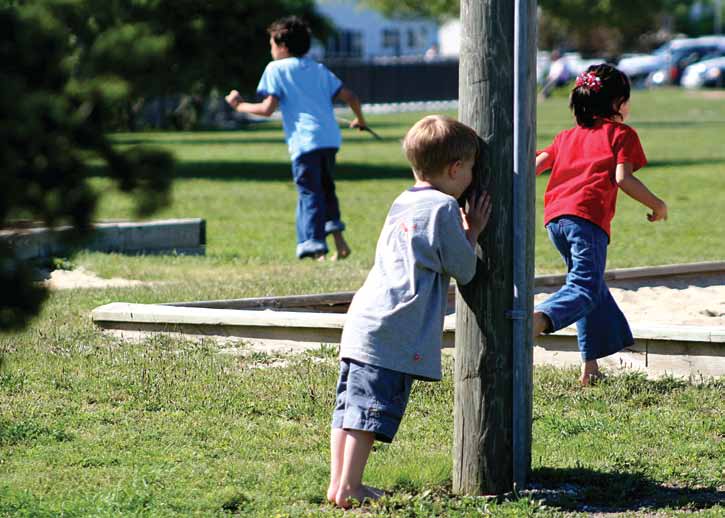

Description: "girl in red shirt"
534 64 668 386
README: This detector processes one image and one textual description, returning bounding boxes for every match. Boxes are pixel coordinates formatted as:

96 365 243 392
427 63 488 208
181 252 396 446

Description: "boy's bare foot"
331 231 351 261
314 252 326 262
326 483 338 504
335 484 383 509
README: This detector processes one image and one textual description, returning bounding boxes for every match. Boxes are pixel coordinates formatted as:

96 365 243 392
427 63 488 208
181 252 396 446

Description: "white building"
437 19 461 57
314 0 438 59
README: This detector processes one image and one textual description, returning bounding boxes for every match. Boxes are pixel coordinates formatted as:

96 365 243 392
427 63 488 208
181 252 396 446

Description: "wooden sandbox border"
92 261 725 379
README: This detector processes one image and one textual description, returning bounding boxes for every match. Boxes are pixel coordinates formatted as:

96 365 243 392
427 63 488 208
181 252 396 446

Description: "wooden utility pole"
453 0 536 495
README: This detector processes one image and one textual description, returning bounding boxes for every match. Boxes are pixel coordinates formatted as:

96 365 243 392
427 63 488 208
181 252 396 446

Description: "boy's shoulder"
265 56 325 73
393 188 459 218
397 187 456 204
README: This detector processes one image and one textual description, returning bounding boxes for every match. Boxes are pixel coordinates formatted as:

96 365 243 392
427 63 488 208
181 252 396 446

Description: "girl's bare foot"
580 360 603 386
314 252 326 262
533 311 551 336
331 231 351 261
335 484 383 509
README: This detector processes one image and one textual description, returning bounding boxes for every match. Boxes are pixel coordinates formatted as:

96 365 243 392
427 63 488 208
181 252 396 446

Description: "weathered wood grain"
453 0 516 496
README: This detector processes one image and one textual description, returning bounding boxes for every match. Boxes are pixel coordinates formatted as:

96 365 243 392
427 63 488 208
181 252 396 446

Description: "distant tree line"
364 0 724 55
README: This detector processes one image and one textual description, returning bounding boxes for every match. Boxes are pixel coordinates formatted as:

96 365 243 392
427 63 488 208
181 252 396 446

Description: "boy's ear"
458 136 489 207
447 160 461 179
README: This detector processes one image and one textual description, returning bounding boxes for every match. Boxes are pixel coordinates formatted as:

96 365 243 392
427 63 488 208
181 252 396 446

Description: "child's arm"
535 151 552 175
615 162 668 222
225 90 278 117
334 88 367 129
461 192 492 247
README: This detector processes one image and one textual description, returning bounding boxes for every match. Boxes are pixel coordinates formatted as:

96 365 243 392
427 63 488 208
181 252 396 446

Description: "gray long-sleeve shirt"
340 187 477 380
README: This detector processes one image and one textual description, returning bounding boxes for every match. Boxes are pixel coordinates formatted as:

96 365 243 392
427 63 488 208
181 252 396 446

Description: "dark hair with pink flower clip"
570 63 630 127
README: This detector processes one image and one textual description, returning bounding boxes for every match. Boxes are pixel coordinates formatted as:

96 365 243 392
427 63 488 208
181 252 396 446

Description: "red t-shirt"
537 120 647 238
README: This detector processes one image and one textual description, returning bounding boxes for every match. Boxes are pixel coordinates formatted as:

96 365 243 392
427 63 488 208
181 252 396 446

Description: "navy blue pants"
291 148 345 258
535 216 634 361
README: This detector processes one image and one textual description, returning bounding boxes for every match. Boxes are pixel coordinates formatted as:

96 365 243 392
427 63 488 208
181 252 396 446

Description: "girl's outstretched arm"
615 162 668 222
535 152 552 175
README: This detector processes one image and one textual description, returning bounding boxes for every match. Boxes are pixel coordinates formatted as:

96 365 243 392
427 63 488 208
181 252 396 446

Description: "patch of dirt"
42 267 153 290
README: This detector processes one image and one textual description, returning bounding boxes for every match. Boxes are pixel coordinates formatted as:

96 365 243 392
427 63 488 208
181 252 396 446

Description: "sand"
534 274 725 327
46 266 725 328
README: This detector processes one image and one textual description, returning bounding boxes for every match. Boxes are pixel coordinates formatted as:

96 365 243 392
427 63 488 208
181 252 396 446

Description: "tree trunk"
453 0 515 495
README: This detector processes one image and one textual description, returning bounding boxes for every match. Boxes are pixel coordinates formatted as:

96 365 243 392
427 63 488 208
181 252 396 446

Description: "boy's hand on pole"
464 191 492 239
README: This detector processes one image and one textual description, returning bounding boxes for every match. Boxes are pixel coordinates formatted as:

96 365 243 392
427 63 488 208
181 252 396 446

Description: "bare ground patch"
42 267 155 290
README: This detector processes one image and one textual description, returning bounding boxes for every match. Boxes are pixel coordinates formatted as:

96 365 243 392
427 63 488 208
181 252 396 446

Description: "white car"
618 36 725 86
681 56 725 88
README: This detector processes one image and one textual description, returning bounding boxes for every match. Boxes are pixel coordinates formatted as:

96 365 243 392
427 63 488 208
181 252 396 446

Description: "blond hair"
402 115 479 178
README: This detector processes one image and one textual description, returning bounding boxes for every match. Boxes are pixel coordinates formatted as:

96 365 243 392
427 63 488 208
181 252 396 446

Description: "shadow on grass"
89 161 411 182
115 137 290 146
112 134 403 147
647 157 725 168
529 466 724 513
632 120 725 128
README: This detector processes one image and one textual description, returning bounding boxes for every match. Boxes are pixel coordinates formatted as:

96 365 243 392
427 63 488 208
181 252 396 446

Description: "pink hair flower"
575 72 602 92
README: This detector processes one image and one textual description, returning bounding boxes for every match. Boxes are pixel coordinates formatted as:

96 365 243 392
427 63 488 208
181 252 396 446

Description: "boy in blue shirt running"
226 16 367 260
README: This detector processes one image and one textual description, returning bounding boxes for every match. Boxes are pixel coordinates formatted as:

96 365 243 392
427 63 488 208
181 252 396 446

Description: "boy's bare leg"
533 311 551 337
327 428 347 503
335 429 380 509
331 231 351 261
580 360 602 386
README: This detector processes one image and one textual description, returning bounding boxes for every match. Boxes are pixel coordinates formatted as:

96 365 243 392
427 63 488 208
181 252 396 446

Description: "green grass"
1 88 724 516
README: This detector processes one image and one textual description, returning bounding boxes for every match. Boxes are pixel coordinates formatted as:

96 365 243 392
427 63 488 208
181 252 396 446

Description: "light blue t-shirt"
257 57 343 160
340 188 477 381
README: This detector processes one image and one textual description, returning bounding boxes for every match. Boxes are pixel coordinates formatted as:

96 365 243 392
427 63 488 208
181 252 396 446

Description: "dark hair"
569 63 630 127
267 16 311 57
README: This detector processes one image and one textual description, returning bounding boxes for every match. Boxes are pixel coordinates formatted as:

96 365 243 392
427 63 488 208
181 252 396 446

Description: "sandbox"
92 261 725 379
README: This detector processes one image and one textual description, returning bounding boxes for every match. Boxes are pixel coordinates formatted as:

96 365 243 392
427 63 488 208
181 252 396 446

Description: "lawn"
1 88 724 517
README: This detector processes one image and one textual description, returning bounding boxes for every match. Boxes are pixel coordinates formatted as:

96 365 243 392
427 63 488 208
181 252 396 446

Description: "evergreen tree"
1 4 173 330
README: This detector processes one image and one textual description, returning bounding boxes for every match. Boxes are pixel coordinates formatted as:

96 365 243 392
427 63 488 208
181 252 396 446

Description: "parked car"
618 36 725 87
681 56 725 88
559 52 603 77
648 39 725 86
617 52 663 86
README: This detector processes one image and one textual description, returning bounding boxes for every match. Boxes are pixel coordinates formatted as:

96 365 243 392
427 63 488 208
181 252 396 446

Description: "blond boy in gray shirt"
328 115 492 508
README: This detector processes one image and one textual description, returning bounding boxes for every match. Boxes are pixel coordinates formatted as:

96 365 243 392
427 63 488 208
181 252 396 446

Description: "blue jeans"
535 216 633 361
291 148 345 258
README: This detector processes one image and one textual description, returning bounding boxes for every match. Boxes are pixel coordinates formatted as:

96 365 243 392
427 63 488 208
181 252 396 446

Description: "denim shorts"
331 359 414 443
